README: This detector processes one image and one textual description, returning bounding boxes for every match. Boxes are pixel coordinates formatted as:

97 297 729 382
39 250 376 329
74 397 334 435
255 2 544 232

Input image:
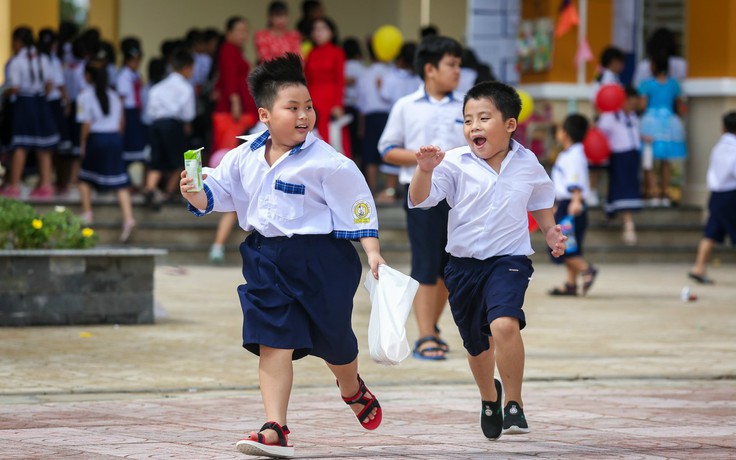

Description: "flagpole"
577 0 588 85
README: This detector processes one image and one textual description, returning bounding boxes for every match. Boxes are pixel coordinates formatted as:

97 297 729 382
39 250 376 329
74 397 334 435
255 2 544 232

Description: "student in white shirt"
77 63 135 242
688 112 736 285
409 81 565 440
116 39 147 163
550 114 597 297
143 48 196 209
378 36 467 361
180 54 384 458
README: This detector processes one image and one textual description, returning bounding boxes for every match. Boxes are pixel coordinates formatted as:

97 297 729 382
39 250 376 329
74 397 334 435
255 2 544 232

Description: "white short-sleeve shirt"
344 59 366 107
190 130 379 240
356 62 391 115
146 72 195 122
707 133 736 192
597 110 641 153
378 87 466 185
551 143 590 201
410 139 555 258
116 66 141 109
379 68 423 106
76 87 123 133
46 54 65 101
6 47 51 96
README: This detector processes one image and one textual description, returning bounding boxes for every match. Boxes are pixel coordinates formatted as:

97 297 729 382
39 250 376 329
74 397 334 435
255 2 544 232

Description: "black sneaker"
480 378 503 440
503 401 529 434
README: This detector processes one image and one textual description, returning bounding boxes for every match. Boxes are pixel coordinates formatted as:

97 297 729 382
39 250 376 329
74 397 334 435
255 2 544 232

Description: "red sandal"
338 375 382 430
235 421 294 458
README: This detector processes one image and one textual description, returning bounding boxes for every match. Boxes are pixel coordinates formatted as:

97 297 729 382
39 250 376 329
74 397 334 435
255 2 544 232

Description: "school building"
2 0 734 205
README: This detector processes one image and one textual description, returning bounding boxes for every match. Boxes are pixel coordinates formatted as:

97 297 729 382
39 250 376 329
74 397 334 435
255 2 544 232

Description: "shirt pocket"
273 179 305 220
497 181 533 224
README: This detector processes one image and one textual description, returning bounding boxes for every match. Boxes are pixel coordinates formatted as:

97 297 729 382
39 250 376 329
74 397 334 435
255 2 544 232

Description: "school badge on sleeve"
353 200 372 224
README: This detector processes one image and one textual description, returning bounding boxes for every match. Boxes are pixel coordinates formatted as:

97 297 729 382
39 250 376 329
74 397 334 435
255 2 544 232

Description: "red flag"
555 0 580 38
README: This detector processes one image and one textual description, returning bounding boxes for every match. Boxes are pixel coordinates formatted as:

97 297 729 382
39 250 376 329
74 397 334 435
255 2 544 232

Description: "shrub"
0 198 97 249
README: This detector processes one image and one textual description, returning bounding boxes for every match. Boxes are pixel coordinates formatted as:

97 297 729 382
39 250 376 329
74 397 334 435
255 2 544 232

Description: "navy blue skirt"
79 132 130 190
605 149 643 216
551 199 588 263
238 232 362 364
122 107 148 162
11 95 59 150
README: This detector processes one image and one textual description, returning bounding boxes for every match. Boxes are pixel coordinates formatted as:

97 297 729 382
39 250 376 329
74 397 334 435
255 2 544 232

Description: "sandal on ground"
412 336 447 361
339 375 382 430
582 265 599 295
688 272 714 285
236 421 294 458
549 283 577 296
433 325 450 353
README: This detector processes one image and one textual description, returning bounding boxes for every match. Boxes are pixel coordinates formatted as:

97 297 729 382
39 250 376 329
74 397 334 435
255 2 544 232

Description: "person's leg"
9 147 27 188
660 160 672 203
691 238 715 278
35 150 54 189
78 181 93 218
117 187 136 243
467 339 498 401
144 169 162 192
326 358 379 423
431 277 450 327
210 212 237 263
414 283 445 357
252 345 294 444
622 211 636 244
489 317 524 406
364 163 378 193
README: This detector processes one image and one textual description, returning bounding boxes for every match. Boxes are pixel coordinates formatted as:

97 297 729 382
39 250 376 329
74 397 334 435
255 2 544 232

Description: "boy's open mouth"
472 136 487 147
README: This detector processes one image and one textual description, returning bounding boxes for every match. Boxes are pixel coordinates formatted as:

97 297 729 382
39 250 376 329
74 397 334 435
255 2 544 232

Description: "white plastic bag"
328 114 353 153
364 264 419 366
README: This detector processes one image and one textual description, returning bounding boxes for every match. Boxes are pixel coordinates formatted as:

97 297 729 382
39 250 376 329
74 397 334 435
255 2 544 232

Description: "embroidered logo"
509 405 519 415
352 200 371 224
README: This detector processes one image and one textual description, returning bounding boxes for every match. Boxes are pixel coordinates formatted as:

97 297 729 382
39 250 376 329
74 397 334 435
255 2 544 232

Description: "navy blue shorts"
551 199 588 263
404 185 450 284
362 112 389 165
149 118 187 171
444 255 533 356
238 232 362 365
704 190 736 245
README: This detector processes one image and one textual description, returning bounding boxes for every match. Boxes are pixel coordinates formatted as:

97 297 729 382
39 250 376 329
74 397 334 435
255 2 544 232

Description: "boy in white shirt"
689 111 736 284
549 114 598 296
180 53 384 458
409 81 566 439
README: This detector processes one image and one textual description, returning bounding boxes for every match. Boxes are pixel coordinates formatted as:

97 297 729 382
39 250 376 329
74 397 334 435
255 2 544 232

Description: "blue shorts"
704 190 736 245
444 255 533 356
238 232 362 365
404 185 450 284
362 112 389 165
149 118 187 171
551 199 588 263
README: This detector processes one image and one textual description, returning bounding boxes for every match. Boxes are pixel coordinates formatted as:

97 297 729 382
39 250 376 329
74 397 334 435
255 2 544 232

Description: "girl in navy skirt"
1 26 59 199
116 39 147 164
77 63 135 242
598 86 643 245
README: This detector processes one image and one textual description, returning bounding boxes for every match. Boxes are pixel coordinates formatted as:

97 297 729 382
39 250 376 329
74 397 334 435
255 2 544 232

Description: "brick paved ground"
1 262 735 459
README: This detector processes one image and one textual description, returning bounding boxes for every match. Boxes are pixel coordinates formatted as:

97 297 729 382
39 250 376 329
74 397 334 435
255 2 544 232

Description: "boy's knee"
489 316 521 341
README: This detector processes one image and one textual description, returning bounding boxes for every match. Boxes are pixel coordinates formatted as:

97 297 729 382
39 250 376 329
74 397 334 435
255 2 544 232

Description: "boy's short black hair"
624 85 638 98
342 37 362 60
148 58 166 85
415 35 462 80
420 25 439 38
171 47 194 71
248 53 307 110
600 46 624 68
463 81 522 122
562 114 589 144
723 111 736 134
269 1 288 16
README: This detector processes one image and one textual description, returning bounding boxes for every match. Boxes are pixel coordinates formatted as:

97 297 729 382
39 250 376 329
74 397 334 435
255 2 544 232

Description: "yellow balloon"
372 25 403 62
517 90 534 124
301 41 313 59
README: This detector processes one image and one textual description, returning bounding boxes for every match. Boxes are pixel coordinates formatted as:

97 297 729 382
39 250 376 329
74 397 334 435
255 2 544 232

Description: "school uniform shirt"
6 47 52 96
63 59 87 102
707 133 736 192
356 62 391 115
116 66 142 109
597 110 641 153
189 130 379 240
378 86 466 185
146 72 195 122
192 52 212 88
551 142 590 201
76 87 123 132
46 54 65 101
344 59 366 108
379 67 422 106
409 139 554 258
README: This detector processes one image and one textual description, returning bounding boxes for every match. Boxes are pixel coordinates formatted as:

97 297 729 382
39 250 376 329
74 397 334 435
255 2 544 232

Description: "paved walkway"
1 262 735 458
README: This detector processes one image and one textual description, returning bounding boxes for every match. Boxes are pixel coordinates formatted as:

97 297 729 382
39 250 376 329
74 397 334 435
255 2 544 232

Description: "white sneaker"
209 244 225 264
587 192 600 207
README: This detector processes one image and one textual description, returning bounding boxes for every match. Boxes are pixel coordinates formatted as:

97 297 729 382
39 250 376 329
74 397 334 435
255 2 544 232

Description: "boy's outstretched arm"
360 237 386 279
179 170 209 210
531 207 567 258
408 145 445 205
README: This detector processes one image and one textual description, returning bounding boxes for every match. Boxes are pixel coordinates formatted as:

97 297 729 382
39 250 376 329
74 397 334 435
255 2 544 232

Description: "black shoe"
480 378 503 440
502 401 529 434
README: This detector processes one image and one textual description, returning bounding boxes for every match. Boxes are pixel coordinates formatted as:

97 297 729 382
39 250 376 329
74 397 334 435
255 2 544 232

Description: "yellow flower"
32 219 43 230
82 227 94 238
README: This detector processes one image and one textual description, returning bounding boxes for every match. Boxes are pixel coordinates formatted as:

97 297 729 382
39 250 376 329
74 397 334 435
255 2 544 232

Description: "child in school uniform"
180 53 384 459
598 86 643 245
409 81 566 439
1 26 59 199
378 35 466 361
688 111 736 285
143 48 195 209
77 63 135 242
549 114 598 296
116 38 147 164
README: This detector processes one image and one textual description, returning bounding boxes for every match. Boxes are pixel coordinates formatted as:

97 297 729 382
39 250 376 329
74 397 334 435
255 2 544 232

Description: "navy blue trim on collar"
248 129 305 156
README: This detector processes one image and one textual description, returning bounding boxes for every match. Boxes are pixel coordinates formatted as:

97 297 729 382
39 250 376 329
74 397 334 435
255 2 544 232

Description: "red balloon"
595 84 626 112
583 127 611 166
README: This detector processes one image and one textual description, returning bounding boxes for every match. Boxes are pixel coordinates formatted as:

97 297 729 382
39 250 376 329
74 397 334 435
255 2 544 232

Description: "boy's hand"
547 225 567 258
568 199 583 216
179 170 208 199
366 250 386 280
415 145 445 172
